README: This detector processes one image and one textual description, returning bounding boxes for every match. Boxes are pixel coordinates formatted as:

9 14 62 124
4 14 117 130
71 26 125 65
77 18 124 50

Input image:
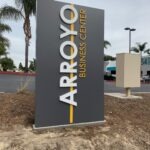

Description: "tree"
104 40 111 49
29 58 36 71
0 0 36 72
131 42 150 56
0 57 16 71
104 55 116 61
0 22 11 57
18 62 25 71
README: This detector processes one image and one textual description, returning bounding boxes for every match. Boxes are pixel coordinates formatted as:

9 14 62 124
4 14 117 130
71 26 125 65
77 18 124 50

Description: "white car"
142 75 150 82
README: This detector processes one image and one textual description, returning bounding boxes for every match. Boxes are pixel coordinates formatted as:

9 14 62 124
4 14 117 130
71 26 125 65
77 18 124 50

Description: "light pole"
124 27 136 97
124 27 136 53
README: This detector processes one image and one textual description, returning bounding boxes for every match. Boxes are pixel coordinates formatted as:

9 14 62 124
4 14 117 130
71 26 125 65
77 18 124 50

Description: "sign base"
33 120 105 130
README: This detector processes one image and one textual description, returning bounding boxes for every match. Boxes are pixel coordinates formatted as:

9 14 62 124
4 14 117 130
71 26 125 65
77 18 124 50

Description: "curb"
0 71 36 76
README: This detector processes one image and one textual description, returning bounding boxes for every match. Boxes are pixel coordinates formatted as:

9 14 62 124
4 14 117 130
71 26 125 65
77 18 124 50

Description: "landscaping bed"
0 92 150 150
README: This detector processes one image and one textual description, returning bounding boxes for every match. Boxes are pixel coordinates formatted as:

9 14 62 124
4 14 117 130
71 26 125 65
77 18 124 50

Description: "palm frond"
15 0 23 8
141 42 147 51
0 23 11 33
133 42 150 54
144 49 150 54
0 42 7 56
0 36 10 48
131 47 139 53
136 42 147 52
104 40 111 49
0 6 23 20
23 0 36 16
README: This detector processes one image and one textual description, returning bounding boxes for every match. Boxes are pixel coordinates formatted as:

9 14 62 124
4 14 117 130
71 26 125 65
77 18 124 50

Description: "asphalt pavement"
104 80 150 93
0 74 35 93
0 74 150 93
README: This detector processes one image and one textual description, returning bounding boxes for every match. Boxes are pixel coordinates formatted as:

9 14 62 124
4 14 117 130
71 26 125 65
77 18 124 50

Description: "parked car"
142 75 150 83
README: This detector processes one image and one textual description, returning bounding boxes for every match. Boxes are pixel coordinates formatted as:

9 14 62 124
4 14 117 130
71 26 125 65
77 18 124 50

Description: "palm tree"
131 42 150 56
0 0 36 72
0 22 11 57
104 40 111 49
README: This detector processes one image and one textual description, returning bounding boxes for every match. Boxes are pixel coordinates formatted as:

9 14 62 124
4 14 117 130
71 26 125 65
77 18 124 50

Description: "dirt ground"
0 91 150 150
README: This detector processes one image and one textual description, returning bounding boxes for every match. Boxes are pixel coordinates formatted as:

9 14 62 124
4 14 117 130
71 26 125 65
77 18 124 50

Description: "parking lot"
0 74 150 93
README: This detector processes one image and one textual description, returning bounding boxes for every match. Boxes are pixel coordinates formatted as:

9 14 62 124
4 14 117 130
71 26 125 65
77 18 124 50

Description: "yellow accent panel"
69 4 75 124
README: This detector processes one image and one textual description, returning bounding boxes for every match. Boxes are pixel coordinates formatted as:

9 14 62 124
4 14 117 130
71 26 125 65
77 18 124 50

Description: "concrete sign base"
105 93 143 100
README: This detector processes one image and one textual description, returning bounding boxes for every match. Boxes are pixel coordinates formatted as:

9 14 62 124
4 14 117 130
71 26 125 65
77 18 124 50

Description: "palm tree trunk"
140 51 142 77
24 17 31 73
25 37 29 72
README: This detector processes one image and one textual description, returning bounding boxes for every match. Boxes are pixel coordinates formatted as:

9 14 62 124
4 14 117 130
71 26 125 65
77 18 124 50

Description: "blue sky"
0 0 150 66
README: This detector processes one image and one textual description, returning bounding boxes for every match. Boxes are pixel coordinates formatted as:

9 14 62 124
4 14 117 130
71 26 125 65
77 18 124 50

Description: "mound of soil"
0 92 150 150
0 91 34 129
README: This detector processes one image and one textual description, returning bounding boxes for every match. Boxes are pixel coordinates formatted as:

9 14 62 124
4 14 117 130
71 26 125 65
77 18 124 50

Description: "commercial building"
104 56 150 77
104 60 116 75
141 56 150 76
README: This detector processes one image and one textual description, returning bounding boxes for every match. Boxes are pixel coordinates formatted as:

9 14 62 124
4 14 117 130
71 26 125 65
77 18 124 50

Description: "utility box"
116 53 141 88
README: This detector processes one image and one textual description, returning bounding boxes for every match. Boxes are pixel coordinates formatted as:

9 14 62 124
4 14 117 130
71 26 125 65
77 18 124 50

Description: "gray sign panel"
35 0 104 128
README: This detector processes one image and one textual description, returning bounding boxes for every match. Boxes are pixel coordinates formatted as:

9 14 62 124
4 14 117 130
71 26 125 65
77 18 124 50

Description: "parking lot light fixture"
124 27 136 53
